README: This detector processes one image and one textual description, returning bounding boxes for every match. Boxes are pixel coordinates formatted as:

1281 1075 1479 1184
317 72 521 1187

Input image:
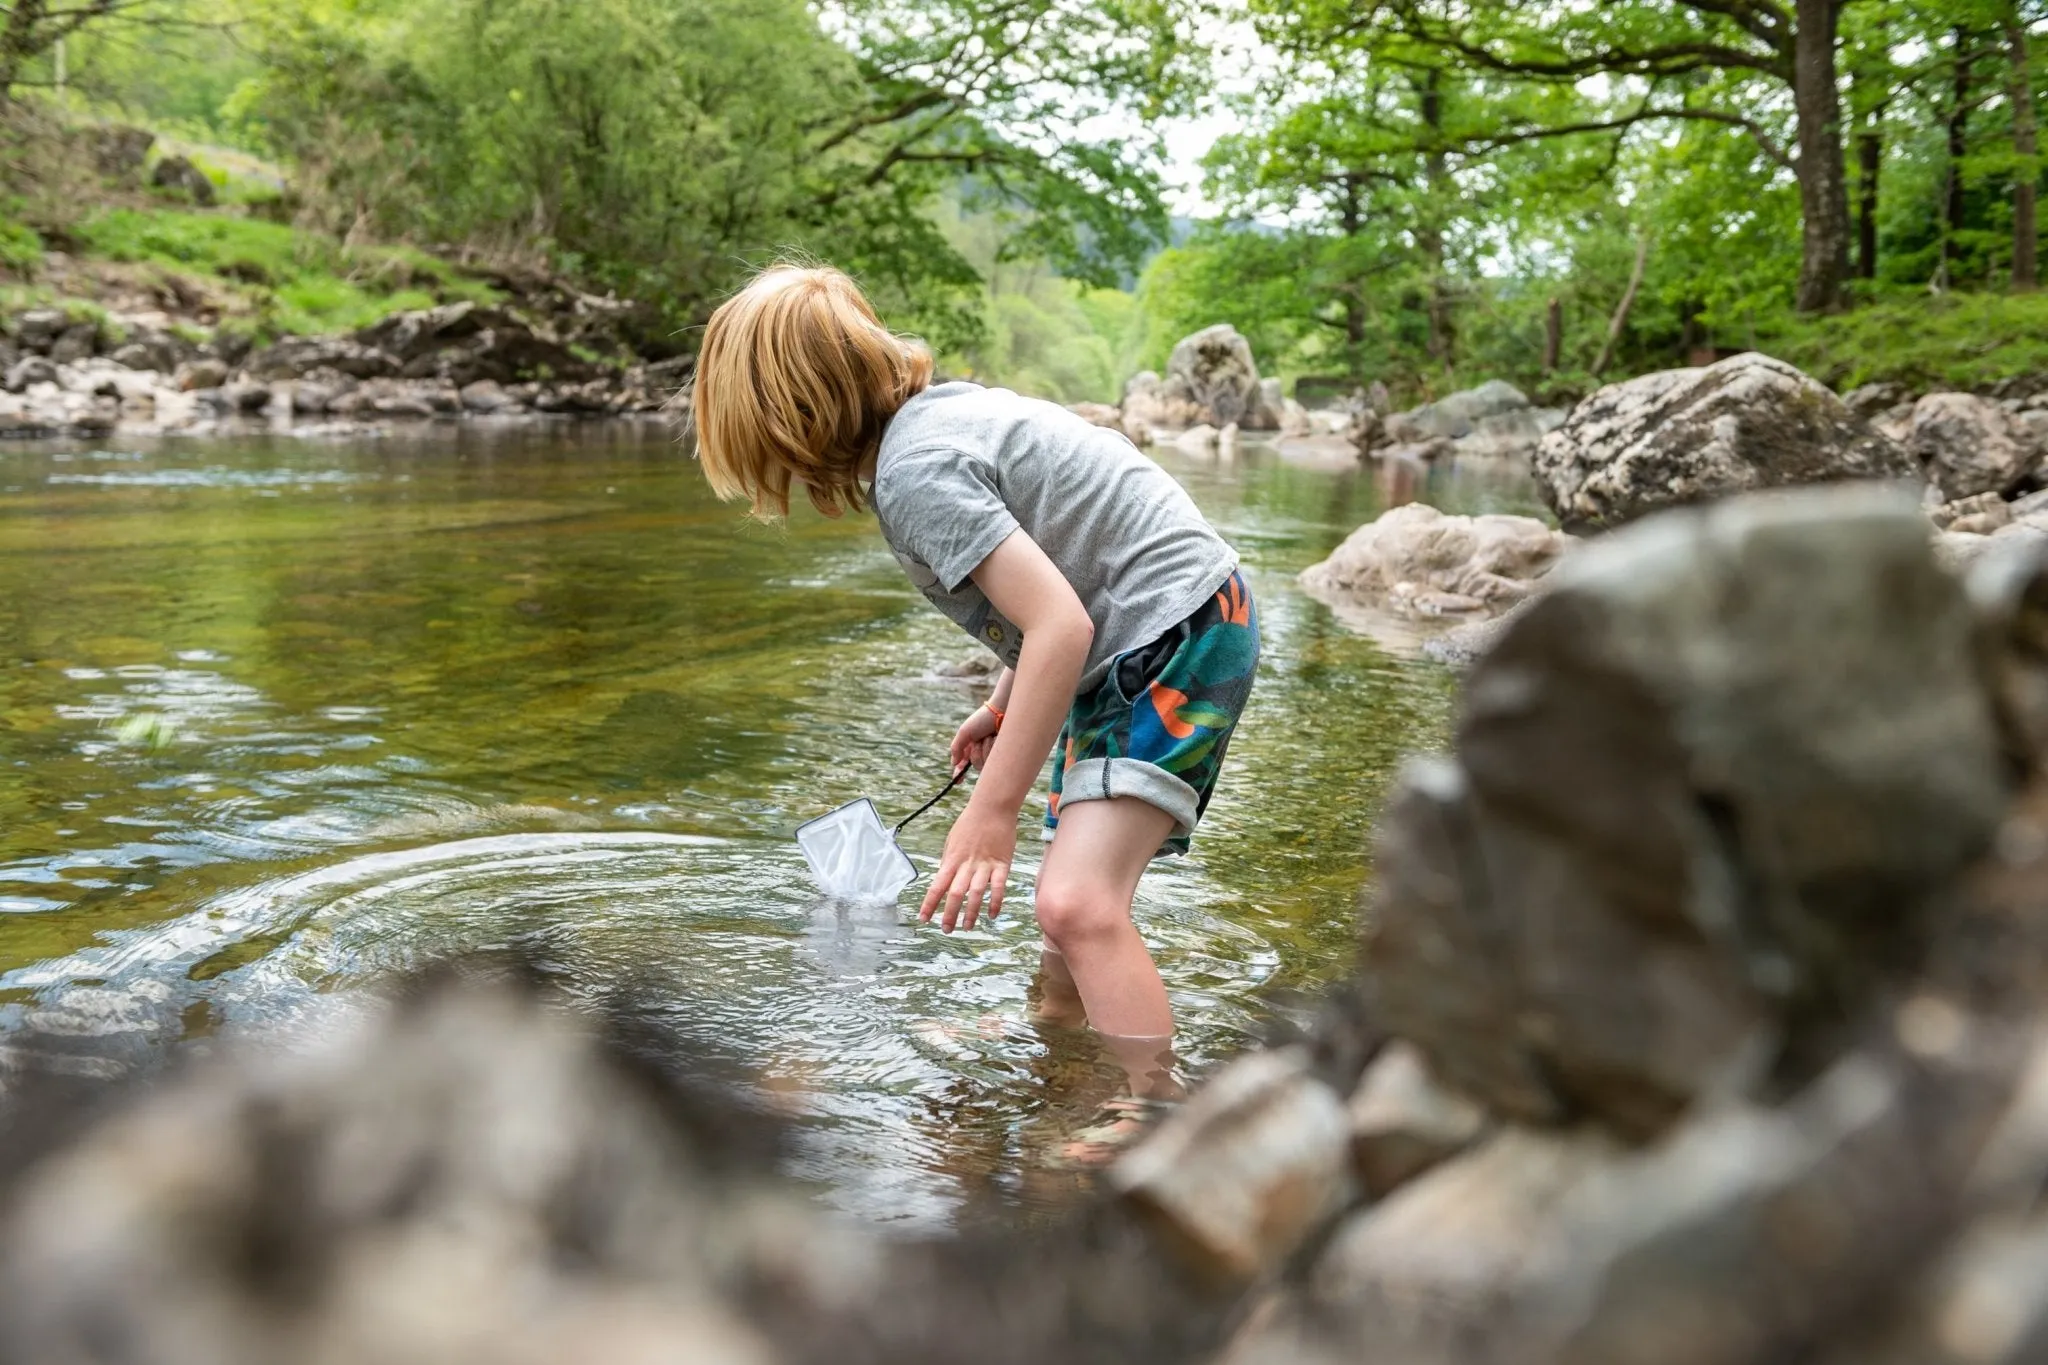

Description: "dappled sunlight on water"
0 423 1532 1225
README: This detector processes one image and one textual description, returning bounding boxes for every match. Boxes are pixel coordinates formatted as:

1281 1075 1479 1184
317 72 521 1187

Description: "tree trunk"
1792 0 1852 312
1593 235 1650 377
1543 297 1562 375
1857 122 1882 280
2009 12 2038 291
1338 173 1367 363
1418 69 1453 366
0 0 51 100
1938 26 1976 292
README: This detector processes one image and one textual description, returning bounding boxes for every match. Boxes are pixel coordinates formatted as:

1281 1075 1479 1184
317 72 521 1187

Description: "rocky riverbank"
0 298 688 441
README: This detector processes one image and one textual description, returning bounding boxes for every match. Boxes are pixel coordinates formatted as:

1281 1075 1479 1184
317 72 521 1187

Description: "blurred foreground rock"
0 968 1224 1365
1202 484 2048 1365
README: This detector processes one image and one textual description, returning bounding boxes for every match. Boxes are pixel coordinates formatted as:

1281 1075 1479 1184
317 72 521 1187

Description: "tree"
239 0 1173 343
1278 0 1855 313
0 0 183 100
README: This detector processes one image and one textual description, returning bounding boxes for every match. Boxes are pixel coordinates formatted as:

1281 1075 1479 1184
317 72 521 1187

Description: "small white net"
795 798 916 902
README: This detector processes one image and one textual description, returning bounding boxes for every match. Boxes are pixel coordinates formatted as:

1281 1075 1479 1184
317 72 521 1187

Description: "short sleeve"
872 446 1021 592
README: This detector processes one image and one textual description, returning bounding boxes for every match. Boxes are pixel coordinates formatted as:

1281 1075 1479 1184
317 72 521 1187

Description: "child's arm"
919 531 1092 933
949 668 1014 772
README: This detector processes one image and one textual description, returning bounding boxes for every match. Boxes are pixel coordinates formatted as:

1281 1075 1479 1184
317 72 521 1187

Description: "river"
0 421 1540 1226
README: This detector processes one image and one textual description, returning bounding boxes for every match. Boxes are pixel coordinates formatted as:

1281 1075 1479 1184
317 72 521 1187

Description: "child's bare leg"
1031 943 1090 1028
1032 795 1178 1041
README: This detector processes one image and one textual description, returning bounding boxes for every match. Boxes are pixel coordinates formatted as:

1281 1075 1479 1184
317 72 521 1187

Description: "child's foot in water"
1054 1094 1177 1168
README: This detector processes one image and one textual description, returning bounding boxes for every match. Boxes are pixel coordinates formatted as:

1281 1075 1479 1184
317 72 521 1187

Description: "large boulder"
1366 486 2009 1139
354 302 594 385
1300 503 1574 620
1901 392 2041 501
149 155 215 206
1401 380 1536 440
1533 353 1918 533
243 337 400 382
1122 325 1282 434
1165 324 1278 430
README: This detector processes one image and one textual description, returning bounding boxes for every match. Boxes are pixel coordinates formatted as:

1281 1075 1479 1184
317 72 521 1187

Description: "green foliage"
0 214 42 273
228 0 1169 343
70 207 497 336
1757 289 2048 391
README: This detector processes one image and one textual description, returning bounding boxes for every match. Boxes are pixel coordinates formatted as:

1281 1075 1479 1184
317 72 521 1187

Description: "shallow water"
0 423 1539 1225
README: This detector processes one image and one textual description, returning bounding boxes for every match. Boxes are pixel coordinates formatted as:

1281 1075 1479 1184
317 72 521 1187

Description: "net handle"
894 765 971 838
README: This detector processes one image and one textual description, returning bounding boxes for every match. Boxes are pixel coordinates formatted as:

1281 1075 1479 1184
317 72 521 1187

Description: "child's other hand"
949 703 1000 772
920 804 1016 934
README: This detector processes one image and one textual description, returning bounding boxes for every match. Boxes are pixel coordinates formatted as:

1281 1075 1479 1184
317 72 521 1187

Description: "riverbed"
0 423 1541 1226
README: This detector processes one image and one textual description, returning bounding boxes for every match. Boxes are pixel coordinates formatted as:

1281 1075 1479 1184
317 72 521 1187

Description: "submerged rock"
1533 353 1917 533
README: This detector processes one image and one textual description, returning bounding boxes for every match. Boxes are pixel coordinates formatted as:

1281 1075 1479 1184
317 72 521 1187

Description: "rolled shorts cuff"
1056 756 1201 841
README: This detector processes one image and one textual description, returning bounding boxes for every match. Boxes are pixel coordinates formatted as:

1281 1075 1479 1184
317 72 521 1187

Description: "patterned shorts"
1046 571 1259 855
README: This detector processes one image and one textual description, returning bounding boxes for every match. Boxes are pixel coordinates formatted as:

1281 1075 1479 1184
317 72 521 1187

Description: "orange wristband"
982 701 1006 728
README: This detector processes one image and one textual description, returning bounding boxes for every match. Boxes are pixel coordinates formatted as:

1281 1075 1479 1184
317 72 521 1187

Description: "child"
692 263 1258 1073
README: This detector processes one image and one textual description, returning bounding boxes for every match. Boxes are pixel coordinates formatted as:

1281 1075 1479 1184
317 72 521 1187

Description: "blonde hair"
691 263 933 518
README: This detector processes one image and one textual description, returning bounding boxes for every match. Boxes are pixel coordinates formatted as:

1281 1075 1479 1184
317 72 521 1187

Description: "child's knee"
1033 880 1126 950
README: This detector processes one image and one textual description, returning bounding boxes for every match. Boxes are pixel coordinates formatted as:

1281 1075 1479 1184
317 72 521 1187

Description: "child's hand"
949 703 1001 772
919 803 1016 934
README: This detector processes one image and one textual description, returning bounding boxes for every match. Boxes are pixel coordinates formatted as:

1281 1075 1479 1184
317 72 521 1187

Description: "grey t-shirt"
871 382 1239 692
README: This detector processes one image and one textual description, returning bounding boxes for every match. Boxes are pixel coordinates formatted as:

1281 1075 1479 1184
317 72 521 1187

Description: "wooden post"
1542 297 1562 375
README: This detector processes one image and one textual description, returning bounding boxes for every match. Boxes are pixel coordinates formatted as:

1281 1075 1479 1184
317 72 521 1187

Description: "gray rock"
1111 1046 1355 1283
0 968 1232 1365
222 382 272 414
1844 380 1911 417
1370 487 2010 1137
4 357 58 393
243 337 400 382
1300 504 1573 621
1457 407 1567 458
458 379 517 414
1402 380 1533 442
1510 1051 2004 1365
356 302 592 385
89 125 157 178
1533 354 1918 533
1122 370 1204 432
11 308 69 353
149 154 215 206
1160 325 1279 430
173 358 229 392
107 342 166 374
1347 1042 1489 1199
1305 1129 1620 1347
49 323 97 365
1907 393 2041 501
289 372 356 414
1931 491 2015 533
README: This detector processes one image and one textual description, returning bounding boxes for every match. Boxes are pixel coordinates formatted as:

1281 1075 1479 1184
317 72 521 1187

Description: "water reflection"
0 425 1533 1224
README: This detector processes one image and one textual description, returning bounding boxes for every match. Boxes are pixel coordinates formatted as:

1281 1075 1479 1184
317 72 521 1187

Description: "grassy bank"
3 207 501 344
1742 292 2048 395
